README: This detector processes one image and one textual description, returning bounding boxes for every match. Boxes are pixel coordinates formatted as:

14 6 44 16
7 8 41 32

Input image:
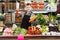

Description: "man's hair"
26 3 30 5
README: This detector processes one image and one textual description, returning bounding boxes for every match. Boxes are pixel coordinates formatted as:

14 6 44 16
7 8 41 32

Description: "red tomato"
35 29 41 35
39 3 45 9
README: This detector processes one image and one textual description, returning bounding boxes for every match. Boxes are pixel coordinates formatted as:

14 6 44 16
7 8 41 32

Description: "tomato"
28 30 34 35
31 2 38 9
35 29 41 35
39 3 45 9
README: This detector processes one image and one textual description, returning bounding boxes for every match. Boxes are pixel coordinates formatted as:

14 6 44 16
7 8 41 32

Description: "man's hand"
29 16 37 23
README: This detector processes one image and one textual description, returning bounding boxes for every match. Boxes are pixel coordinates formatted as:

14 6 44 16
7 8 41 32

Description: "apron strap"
24 11 32 16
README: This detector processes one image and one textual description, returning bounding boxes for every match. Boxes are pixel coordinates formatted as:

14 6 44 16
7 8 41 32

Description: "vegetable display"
28 26 41 35
14 27 21 35
20 28 27 35
37 14 46 25
14 27 27 35
49 13 56 22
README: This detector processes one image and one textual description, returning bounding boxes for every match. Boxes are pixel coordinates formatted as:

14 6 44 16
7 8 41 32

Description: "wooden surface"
0 35 60 40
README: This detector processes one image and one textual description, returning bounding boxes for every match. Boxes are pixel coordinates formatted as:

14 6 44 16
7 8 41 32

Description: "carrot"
29 16 37 23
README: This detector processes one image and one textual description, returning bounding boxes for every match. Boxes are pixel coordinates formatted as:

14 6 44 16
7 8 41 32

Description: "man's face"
26 5 31 12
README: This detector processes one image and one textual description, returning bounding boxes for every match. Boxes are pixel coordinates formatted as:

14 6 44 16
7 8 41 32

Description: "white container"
50 32 56 35
46 32 50 35
42 32 47 35
56 32 60 35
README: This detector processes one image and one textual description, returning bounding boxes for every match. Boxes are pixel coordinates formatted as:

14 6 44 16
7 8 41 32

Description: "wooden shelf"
0 35 60 39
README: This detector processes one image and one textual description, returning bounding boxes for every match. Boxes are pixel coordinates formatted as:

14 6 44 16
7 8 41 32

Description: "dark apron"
21 14 31 29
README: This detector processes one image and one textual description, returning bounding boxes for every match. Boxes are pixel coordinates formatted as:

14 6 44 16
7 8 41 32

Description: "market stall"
0 0 60 40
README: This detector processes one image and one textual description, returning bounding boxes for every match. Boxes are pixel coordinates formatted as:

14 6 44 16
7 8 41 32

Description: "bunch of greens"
14 27 27 35
49 13 56 22
14 27 21 35
58 24 60 32
37 14 46 25
20 28 27 35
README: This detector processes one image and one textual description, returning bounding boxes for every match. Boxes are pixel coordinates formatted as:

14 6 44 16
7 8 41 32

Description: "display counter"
0 35 60 40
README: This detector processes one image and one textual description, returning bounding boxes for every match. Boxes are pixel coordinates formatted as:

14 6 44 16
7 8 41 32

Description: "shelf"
0 35 60 38
48 9 57 12
32 10 48 13
32 10 57 13
6 9 57 13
